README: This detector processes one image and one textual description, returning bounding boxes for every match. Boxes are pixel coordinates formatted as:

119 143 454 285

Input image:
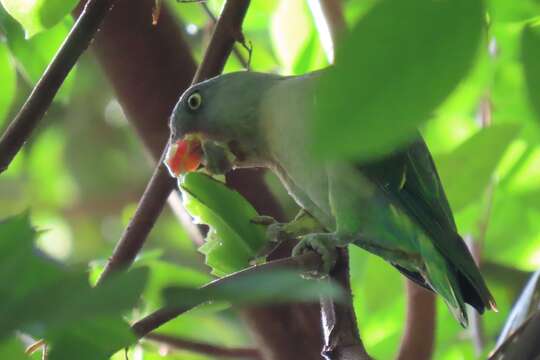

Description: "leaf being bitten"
180 173 268 276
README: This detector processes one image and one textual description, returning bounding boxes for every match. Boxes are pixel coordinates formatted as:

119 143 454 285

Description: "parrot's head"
165 71 282 178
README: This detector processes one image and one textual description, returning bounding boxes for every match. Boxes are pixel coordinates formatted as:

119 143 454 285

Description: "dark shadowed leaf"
494 270 540 350
47 317 135 360
490 311 540 360
522 23 540 124
436 124 521 211
180 173 268 276
0 214 148 359
163 269 344 309
313 0 484 161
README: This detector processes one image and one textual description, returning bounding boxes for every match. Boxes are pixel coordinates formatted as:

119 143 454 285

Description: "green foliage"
522 23 540 124
0 0 78 38
436 123 521 211
0 0 540 358
0 214 148 359
163 269 344 308
314 0 484 161
180 173 268 276
0 6 75 102
0 41 16 127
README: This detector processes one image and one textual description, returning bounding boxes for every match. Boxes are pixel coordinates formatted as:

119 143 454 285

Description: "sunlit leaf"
271 0 311 73
313 0 485 161
0 8 74 102
292 30 320 75
0 338 31 360
180 173 268 276
488 0 540 23
0 0 77 38
522 23 540 125
0 41 16 127
436 124 521 211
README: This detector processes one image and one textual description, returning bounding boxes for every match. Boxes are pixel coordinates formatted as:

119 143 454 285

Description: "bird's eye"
187 92 202 111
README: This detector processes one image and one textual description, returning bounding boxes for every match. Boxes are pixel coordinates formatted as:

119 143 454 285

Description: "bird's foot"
292 233 338 278
250 215 291 243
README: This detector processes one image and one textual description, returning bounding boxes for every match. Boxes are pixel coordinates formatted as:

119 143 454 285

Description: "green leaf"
0 41 16 128
0 214 148 358
292 30 319 75
180 173 268 276
313 0 485 161
136 257 211 308
0 338 31 360
47 318 135 360
436 124 521 211
163 269 344 308
0 8 74 102
522 23 540 125
0 0 78 38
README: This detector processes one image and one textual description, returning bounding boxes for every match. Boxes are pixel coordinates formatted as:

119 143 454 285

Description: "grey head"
169 71 286 171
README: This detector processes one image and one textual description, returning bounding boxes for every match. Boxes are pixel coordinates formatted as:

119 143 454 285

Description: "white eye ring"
187 92 202 110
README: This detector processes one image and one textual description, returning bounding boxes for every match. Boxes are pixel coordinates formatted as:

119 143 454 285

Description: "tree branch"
396 281 436 360
97 0 252 284
200 2 250 69
321 249 372 360
145 333 262 359
131 252 322 338
0 0 120 173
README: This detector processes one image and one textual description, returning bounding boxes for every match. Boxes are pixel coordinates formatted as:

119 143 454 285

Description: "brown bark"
396 281 436 360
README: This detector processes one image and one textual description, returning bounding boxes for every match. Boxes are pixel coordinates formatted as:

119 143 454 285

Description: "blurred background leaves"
0 0 539 359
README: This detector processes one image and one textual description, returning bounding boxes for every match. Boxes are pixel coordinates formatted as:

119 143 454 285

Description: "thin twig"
0 0 119 173
200 3 250 69
467 94 494 355
131 252 322 337
97 0 252 284
146 333 261 358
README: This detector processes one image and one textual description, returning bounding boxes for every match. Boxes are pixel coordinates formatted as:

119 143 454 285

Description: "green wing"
359 134 495 312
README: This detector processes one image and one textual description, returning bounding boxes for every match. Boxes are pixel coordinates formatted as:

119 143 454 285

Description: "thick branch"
322 249 371 360
0 0 119 173
131 252 322 337
97 0 251 284
145 333 261 359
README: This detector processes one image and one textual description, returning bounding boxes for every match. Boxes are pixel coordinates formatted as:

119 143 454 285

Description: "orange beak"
165 137 202 177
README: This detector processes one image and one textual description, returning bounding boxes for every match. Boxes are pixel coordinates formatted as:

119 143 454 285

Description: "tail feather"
418 233 481 326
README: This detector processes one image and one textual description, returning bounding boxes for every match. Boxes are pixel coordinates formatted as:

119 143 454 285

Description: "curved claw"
292 234 338 278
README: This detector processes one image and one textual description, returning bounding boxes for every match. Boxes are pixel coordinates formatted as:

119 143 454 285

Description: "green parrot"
164 70 497 326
